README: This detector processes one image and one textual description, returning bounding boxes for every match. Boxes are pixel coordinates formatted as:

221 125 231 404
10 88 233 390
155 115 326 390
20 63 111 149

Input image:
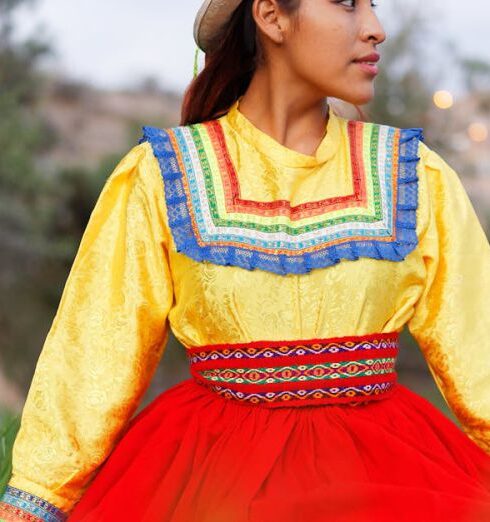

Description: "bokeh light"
467 122 488 142
433 90 454 109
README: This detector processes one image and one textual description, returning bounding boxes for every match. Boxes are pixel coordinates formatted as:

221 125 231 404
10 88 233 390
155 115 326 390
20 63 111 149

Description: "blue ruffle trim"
139 124 424 276
0 484 68 521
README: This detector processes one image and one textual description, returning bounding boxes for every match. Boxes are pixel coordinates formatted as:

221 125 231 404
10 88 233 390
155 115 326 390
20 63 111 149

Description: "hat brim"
193 0 244 52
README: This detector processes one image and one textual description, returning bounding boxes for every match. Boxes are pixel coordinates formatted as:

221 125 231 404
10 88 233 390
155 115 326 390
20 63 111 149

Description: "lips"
353 52 380 65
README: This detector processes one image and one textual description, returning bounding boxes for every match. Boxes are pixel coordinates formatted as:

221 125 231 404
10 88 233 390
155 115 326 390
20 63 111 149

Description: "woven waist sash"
187 331 399 408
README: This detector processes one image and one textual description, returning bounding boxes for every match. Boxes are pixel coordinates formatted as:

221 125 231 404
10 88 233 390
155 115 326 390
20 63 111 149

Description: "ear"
253 0 289 45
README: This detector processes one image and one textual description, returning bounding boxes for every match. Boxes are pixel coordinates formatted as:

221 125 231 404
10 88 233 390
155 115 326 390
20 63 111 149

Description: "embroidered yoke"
140 106 422 274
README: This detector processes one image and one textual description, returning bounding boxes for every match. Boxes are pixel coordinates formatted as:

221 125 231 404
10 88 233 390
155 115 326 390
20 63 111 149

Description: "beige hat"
193 0 244 52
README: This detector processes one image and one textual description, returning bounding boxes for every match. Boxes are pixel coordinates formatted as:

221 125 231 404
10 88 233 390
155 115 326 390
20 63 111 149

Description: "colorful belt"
187 331 399 408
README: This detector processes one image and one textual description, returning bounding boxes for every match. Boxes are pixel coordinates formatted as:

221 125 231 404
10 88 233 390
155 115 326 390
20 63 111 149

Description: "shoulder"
409 139 477 244
415 140 467 198
106 141 153 182
417 141 462 182
100 137 168 208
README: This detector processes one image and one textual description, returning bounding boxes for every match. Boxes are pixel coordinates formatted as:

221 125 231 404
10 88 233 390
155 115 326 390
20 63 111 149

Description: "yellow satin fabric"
7 103 490 513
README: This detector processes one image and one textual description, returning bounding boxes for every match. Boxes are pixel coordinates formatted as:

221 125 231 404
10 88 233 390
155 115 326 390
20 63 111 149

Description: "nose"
360 7 386 45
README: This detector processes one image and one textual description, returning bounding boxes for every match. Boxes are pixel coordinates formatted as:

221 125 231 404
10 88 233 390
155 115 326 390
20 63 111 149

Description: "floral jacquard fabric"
1 99 489 520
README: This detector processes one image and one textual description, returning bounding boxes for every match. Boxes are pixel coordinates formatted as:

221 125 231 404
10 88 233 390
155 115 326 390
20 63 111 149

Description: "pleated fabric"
67 378 490 522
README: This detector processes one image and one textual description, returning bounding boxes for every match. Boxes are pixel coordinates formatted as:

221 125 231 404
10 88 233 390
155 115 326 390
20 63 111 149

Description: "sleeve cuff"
0 485 68 521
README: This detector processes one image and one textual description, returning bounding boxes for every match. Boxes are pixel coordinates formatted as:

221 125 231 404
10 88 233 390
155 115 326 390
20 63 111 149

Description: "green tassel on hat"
193 46 200 78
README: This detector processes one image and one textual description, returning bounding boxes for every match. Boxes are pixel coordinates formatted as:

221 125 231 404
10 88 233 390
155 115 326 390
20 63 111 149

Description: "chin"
340 88 375 107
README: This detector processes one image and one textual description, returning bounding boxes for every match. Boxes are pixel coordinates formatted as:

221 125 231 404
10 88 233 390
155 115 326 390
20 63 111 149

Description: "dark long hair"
180 0 301 125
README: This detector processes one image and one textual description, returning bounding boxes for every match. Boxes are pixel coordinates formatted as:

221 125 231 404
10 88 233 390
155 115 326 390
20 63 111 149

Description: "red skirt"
67 333 490 521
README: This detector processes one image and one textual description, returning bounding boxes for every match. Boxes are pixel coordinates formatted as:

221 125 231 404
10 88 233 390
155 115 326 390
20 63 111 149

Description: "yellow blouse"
3 100 490 515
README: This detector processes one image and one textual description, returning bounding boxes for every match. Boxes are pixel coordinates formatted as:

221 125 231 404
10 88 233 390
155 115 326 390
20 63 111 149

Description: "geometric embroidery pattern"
139 116 424 275
0 485 68 521
199 358 396 385
187 331 399 408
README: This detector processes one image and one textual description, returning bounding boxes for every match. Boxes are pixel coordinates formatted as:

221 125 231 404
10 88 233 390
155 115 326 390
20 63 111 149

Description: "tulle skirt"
67 379 490 521
67 334 490 522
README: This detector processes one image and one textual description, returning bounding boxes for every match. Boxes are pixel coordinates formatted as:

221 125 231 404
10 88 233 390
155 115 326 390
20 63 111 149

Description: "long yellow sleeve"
0 141 174 519
407 142 490 455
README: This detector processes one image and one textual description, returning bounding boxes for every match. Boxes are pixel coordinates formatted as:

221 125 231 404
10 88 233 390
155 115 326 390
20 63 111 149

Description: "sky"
12 0 490 94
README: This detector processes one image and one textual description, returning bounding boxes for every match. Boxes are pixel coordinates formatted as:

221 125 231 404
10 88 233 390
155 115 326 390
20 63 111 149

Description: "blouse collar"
221 97 342 168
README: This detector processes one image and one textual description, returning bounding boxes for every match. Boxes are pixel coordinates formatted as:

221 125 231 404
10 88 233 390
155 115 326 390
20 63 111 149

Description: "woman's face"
256 0 386 105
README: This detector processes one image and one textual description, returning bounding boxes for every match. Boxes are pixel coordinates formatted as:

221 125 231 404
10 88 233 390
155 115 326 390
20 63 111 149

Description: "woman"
1 0 490 520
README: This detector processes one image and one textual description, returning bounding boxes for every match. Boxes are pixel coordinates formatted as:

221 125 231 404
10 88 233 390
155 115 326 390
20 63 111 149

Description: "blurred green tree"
460 58 490 96
0 0 57 389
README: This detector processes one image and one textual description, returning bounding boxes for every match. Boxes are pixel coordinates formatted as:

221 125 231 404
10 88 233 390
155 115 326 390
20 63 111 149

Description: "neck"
237 66 330 157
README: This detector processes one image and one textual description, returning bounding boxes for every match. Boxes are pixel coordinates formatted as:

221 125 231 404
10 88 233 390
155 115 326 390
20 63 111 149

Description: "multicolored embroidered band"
139 114 424 275
0 485 68 522
187 331 399 408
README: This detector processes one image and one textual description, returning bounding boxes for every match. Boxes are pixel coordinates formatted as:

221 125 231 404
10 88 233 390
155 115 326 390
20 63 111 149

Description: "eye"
337 0 355 7
337 0 379 8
